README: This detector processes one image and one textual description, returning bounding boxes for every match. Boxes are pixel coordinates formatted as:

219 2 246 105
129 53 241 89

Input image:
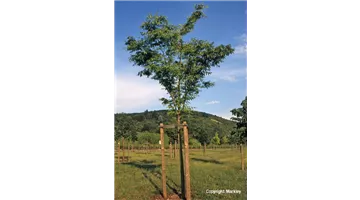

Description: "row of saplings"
160 122 245 200
117 122 245 200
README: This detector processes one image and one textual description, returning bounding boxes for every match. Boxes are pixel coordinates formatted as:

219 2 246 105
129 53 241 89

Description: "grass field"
115 147 247 200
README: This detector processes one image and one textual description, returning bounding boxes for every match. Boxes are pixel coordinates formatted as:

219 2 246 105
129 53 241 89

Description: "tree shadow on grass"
153 153 172 158
191 158 224 164
142 171 181 198
123 160 160 171
142 172 162 196
139 159 155 164
153 171 180 196
123 160 181 197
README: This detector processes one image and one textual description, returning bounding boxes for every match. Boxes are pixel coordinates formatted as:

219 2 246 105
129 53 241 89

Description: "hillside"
114 110 235 144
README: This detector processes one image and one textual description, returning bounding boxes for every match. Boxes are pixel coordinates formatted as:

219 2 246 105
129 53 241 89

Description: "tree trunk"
177 114 185 199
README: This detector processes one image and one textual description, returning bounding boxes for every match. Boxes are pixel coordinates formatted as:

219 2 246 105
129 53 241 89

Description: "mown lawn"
115 148 247 200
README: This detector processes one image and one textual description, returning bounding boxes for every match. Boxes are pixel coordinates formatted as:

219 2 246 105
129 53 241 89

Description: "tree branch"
177 40 183 115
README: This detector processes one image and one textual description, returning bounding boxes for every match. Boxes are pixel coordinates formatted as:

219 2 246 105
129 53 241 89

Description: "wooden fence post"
174 140 177 158
241 144 245 171
183 121 191 200
127 140 130 162
159 123 167 199
122 137 125 162
170 142 173 159
117 141 120 163
203 143 206 156
244 144 249 169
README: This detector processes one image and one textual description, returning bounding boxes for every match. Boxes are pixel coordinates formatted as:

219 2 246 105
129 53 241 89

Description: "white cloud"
220 75 237 82
206 100 220 105
114 73 167 113
211 68 247 82
234 33 247 42
213 112 233 120
235 45 247 54
234 33 247 55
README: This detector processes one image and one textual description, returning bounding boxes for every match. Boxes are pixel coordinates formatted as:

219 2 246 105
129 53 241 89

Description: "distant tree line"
114 96 247 145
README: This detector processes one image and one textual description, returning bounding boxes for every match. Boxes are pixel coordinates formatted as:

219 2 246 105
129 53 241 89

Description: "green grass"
210 119 222 124
115 147 247 200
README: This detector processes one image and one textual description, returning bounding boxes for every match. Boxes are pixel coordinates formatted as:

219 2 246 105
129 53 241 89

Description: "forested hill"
114 110 235 144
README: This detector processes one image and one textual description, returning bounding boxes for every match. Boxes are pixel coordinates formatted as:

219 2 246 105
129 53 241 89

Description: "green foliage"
125 3 234 124
115 110 235 145
189 138 201 148
141 120 158 132
221 135 229 144
114 114 141 141
211 132 220 145
137 131 169 146
165 128 178 143
230 96 247 144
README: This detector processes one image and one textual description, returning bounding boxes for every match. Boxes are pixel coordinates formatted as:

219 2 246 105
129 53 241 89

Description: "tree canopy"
211 132 221 145
125 4 234 124
114 114 141 141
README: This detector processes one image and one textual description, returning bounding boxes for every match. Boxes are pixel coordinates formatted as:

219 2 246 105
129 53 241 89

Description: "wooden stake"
244 144 249 169
174 140 177 158
122 137 125 162
117 141 120 163
160 123 167 198
170 142 173 159
127 140 130 162
183 121 191 200
203 143 206 156
241 144 245 171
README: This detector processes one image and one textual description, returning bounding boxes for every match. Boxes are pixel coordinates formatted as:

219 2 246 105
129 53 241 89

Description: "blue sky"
115 1 247 119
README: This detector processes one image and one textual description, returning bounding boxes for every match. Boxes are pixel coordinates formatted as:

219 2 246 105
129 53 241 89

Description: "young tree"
189 138 201 148
125 4 234 199
221 135 229 145
211 132 221 145
125 3 234 131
